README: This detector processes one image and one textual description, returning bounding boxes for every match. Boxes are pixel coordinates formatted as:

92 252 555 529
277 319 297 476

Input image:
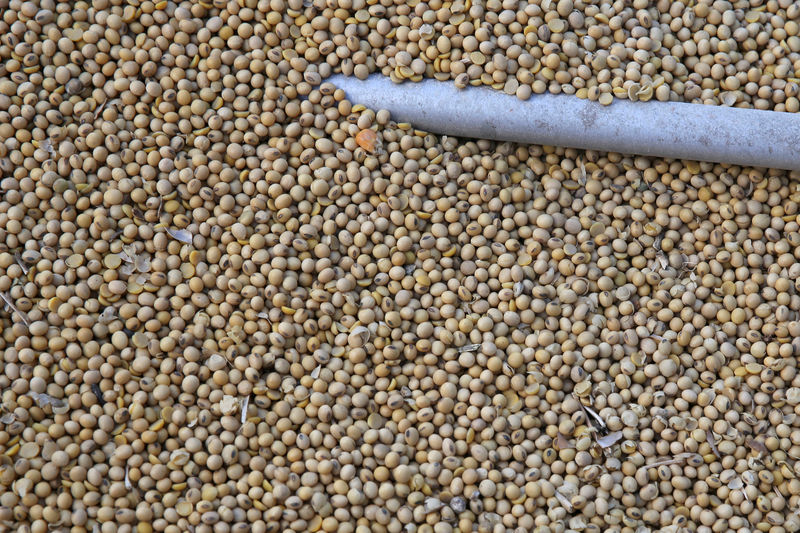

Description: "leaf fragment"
0 292 30 326
596 431 623 448
513 281 524 297
582 403 606 429
14 252 29 275
99 306 117 325
457 343 482 353
656 250 668 269
41 137 56 156
166 228 193 244
553 432 573 450
707 430 721 458
240 396 249 425
121 244 137 263
641 453 696 470
554 489 574 512
745 436 768 455
29 391 66 409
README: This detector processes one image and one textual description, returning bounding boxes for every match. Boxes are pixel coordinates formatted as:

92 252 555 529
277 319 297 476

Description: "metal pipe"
329 74 800 171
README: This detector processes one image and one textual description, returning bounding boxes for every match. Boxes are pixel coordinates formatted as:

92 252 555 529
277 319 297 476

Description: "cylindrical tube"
329 74 800 171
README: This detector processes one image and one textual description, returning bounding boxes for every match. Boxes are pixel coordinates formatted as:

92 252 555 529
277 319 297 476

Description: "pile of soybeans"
3 0 800 533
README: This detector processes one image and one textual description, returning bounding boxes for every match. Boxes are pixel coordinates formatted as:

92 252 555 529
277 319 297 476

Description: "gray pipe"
329 74 800 171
